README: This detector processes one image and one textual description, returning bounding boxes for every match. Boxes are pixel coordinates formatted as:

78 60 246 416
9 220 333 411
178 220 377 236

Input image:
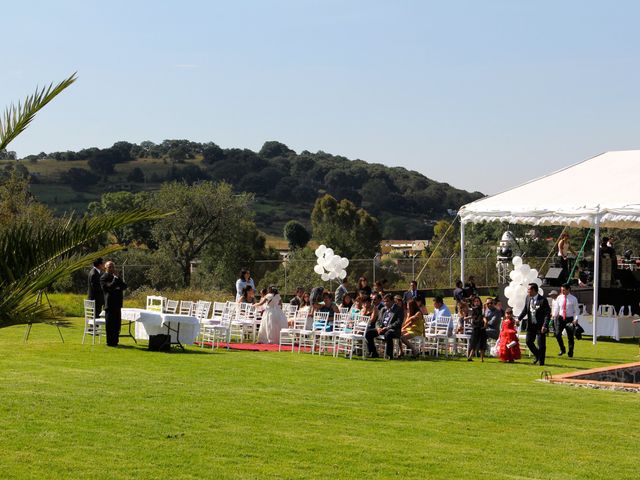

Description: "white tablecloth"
121 308 200 345
580 315 640 341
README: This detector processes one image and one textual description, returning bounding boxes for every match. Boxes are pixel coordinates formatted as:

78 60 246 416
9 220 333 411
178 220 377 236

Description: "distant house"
380 239 430 256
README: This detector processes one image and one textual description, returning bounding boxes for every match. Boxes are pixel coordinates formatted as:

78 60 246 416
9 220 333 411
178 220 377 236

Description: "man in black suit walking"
100 260 127 347
518 283 551 366
365 293 404 359
87 258 105 318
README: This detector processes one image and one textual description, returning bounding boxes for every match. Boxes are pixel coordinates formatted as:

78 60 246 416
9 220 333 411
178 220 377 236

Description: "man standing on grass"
87 257 105 319
334 278 348 305
518 283 551 366
100 261 127 347
552 283 579 358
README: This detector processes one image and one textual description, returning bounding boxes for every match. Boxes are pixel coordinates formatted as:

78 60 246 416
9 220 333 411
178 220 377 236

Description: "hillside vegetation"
2 140 483 237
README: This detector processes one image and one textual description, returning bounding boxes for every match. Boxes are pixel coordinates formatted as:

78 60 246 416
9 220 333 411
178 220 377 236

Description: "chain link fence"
110 256 550 296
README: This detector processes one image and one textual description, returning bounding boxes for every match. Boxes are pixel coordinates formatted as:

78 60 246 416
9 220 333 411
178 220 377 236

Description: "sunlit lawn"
0 318 638 479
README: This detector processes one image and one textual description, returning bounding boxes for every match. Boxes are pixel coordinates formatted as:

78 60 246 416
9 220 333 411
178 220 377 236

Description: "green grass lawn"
0 319 639 479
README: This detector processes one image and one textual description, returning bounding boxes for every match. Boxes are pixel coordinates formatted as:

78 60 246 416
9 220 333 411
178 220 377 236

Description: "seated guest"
237 285 256 304
319 292 339 322
372 292 384 311
300 292 311 309
484 297 503 340
340 293 354 311
401 299 425 356
350 294 364 317
456 301 470 334
498 308 521 363
463 276 478 298
394 294 404 311
433 295 453 336
290 286 305 307
415 296 429 315
494 297 505 316
365 293 404 359
360 296 378 325
373 280 385 295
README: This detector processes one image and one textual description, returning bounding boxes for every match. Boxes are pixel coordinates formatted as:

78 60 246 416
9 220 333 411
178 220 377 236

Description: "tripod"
23 289 65 343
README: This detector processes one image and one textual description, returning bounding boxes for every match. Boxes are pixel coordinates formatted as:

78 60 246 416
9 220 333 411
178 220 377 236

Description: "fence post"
485 253 491 286
284 258 287 296
449 253 455 287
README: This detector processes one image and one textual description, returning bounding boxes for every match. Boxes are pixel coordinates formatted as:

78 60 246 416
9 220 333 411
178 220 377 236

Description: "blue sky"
2 0 639 194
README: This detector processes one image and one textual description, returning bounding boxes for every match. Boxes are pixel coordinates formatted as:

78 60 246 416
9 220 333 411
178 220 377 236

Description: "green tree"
0 171 53 233
127 167 145 183
311 194 381 258
150 181 253 286
283 220 311 250
87 191 154 246
62 167 99 190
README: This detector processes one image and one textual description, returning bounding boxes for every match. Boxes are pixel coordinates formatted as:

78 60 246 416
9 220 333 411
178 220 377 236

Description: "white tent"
458 150 640 344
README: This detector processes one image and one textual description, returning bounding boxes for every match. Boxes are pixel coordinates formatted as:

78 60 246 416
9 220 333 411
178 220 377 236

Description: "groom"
518 283 551 366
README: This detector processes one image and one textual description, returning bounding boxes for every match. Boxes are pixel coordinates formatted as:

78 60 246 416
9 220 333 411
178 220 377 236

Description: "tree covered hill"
2 140 483 238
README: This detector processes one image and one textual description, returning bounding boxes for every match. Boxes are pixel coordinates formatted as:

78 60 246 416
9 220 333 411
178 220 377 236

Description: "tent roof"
458 150 640 228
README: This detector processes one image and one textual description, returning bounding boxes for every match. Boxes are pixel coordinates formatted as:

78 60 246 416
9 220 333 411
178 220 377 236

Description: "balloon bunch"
503 256 543 314
313 245 349 281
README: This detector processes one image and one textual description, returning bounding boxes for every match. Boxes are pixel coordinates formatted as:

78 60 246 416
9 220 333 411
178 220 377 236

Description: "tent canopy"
459 150 640 228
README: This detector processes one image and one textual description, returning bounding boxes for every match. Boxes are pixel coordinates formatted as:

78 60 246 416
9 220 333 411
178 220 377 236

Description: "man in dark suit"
87 258 105 318
100 260 127 347
365 293 404 359
402 280 419 305
518 283 551 366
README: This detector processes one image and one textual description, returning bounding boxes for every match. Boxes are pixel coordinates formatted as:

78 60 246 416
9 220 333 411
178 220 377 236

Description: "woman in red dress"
498 307 521 363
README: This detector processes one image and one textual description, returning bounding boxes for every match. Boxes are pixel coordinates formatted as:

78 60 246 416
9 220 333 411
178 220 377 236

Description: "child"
498 308 521 363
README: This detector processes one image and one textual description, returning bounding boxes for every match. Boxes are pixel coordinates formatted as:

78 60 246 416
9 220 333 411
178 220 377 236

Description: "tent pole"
592 212 600 345
460 220 465 286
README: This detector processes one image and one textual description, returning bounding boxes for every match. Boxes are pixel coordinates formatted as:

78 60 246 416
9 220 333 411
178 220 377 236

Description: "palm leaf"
0 208 170 326
0 73 77 150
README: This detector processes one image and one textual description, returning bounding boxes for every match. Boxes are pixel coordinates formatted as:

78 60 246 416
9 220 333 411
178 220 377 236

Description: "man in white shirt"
433 296 453 337
552 283 579 358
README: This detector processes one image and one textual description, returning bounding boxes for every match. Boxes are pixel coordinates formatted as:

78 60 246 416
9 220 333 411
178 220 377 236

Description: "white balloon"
328 256 340 269
315 245 327 257
538 288 544 296
324 248 334 258
321 255 334 268
519 264 531 276
341 258 349 269
534 277 542 286
503 285 512 298
530 269 538 279
512 256 523 267
321 272 330 281
313 264 324 275
339 269 347 279
328 270 338 280
507 297 515 307
509 270 519 281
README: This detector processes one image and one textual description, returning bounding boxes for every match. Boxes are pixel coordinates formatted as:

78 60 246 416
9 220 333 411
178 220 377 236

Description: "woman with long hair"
235 268 255 301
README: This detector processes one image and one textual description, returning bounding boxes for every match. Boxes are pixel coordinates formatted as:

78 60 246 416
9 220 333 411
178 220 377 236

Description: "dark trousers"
365 328 398 358
558 255 569 283
555 317 575 355
526 330 546 365
104 308 122 346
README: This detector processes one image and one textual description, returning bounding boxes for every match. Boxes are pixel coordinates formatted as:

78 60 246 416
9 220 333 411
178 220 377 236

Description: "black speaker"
148 334 171 352
544 267 564 287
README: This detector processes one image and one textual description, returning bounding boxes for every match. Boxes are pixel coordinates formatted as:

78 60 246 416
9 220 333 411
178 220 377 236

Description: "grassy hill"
3 140 484 237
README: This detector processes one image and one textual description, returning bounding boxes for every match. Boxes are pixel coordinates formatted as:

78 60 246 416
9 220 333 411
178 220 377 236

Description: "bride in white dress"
256 286 288 344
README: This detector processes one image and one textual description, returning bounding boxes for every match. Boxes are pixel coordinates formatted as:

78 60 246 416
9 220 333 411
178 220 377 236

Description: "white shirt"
552 293 579 320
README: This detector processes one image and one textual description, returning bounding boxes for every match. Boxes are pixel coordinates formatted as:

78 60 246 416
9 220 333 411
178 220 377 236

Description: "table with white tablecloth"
579 315 640 341
121 308 200 347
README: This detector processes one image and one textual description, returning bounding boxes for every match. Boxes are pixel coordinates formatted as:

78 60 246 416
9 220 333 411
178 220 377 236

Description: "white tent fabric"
459 150 640 228
457 149 640 345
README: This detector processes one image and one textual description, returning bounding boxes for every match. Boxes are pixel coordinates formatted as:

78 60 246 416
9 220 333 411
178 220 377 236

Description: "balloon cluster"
503 256 543 314
314 245 349 281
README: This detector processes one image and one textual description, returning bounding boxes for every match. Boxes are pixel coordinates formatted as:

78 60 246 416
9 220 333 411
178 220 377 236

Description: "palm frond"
0 208 170 326
0 73 77 150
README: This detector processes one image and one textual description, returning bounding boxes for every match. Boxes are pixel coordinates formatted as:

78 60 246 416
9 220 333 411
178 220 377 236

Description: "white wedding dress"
257 293 288 344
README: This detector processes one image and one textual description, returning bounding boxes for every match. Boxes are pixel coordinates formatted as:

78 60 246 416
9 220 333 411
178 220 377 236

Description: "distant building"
380 239 430 256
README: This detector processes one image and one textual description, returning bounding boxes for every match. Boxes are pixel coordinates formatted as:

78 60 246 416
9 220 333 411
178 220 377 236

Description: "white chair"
234 303 258 342
210 302 226 324
279 315 307 352
317 313 348 355
165 299 179 314
598 304 615 317
179 300 194 316
82 300 105 345
298 311 329 353
335 315 370 359
146 295 166 312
